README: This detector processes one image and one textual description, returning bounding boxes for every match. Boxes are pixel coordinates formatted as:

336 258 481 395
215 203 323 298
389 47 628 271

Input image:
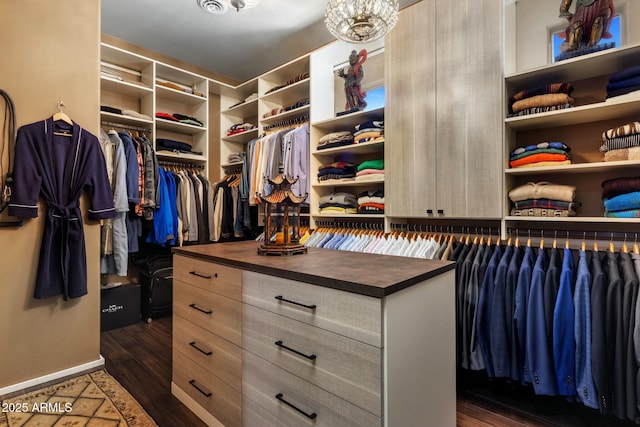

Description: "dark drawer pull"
275 295 316 310
275 393 317 420
189 341 213 356
275 340 316 360
189 303 212 315
189 379 212 397
189 271 217 279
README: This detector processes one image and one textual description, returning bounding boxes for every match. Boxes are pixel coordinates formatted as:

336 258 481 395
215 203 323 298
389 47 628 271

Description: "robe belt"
50 203 80 300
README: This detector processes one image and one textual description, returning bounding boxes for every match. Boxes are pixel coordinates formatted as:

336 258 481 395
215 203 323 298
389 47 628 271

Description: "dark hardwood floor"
101 316 634 427
100 315 206 427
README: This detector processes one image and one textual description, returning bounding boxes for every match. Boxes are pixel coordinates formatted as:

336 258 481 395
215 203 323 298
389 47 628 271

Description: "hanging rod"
158 159 205 170
101 120 152 133
262 114 309 132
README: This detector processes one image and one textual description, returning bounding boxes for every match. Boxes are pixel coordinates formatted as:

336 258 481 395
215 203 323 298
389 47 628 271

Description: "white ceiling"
101 0 418 83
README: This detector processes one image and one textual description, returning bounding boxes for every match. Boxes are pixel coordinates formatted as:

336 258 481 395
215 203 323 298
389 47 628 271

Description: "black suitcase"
138 254 173 323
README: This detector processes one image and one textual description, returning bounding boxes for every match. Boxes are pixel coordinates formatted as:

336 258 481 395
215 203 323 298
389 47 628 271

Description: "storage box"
100 283 141 332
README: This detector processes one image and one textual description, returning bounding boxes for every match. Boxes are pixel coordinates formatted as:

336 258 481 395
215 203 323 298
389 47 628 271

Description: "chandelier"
325 0 399 43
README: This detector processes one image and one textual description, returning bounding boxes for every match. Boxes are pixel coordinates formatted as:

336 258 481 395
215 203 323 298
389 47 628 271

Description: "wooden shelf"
260 79 310 106
260 105 309 124
156 85 207 105
311 213 385 219
312 107 384 132
505 160 640 175
505 96 640 131
221 128 259 144
505 215 640 224
156 118 206 135
155 150 207 162
312 140 384 156
222 98 258 118
313 176 385 187
100 112 153 129
101 77 153 98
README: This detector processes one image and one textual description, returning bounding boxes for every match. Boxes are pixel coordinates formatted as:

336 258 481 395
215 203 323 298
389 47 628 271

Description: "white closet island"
171 241 456 427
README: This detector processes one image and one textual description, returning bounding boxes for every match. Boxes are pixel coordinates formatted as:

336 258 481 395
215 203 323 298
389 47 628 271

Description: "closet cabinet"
155 63 209 163
385 0 503 219
100 43 210 169
310 108 385 226
220 78 259 169
100 43 154 131
503 41 640 229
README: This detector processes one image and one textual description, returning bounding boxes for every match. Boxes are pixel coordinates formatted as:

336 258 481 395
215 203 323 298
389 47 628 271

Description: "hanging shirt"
9 118 116 300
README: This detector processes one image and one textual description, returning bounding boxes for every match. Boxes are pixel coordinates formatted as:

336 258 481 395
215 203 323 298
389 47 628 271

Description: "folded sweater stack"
317 131 353 150
357 190 384 214
509 141 571 168
599 121 640 161
356 159 384 181
508 83 574 117
156 112 203 127
319 192 357 214
606 65 640 100
508 181 579 217
602 176 640 218
226 123 256 136
354 120 384 144
317 162 357 181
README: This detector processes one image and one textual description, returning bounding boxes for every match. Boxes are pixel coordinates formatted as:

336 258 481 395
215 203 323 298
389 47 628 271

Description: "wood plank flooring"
101 316 634 427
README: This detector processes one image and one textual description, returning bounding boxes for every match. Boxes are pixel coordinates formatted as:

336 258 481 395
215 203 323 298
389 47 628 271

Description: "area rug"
0 370 157 427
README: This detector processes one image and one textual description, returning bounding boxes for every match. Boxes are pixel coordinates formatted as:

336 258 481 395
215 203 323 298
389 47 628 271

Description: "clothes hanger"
539 230 545 250
634 234 639 255
622 233 629 253
593 232 599 252
608 233 615 253
565 231 570 249
552 230 557 249
581 232 586 252
52 100 72 126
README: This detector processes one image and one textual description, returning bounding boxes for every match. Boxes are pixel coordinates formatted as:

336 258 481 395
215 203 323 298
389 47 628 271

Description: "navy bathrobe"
9 117 115 300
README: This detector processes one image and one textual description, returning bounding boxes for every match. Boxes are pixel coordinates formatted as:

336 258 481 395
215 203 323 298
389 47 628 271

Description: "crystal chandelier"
325 0 399 43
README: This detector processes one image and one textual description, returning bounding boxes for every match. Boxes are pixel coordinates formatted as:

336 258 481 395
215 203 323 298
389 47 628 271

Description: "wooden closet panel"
385 0 437 217
435 0 503 218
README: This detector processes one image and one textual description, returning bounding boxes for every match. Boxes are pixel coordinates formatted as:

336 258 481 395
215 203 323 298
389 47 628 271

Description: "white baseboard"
171 382 225 427
0 356 105 397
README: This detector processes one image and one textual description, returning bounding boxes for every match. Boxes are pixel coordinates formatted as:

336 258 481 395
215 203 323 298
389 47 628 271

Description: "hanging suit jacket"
632 252 640 417
490 245 514 377
514 245 535 384
574 250 599 409
619 251 639 421
506 246 523 382
591 251 610 414
604 250 624 419
553 247 576 396
476 244 503 378
527 248 558 395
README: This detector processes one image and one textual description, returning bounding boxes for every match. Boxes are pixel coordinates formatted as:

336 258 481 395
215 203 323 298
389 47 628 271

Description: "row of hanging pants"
456 239 640 422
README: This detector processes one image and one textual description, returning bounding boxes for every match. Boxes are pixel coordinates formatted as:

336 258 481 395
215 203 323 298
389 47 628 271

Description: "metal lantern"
257 166 308 256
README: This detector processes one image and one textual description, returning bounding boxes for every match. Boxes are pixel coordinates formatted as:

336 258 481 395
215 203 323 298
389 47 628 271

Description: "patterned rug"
0 370 157 427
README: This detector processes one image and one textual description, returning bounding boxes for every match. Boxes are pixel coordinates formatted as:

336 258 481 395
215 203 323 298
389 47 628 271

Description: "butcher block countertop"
173 241 455 298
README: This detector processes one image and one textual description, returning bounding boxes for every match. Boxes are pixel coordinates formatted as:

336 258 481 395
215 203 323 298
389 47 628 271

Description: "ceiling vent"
197 0 228 14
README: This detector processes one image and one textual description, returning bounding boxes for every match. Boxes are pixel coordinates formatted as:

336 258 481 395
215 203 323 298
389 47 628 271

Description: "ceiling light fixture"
197 0 228 14
229 0 260 12
325 0 399 43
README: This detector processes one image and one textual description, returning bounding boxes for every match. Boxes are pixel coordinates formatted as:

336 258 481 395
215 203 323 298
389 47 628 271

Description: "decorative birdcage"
257 166 308 256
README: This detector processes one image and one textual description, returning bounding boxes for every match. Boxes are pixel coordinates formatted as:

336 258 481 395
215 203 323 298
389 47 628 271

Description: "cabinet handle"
275 340 317 360
189 341 213 356
189 271 217 279
189 379 212 397
274 295 316 310
426 209 433 215
437 209 444 216
275 393 317 420
189 303 212 315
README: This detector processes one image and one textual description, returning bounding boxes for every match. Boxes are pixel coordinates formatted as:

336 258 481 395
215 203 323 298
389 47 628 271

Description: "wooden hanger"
581 232 586 252
608 233 615 253
53 100 72 126
622 233 629 253
634 234 639 255
539 230 545 250
594 232 599 252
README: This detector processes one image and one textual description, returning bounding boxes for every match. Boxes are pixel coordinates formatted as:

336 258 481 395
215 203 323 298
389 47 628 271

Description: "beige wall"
0 0 102 388
512 0 640 73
